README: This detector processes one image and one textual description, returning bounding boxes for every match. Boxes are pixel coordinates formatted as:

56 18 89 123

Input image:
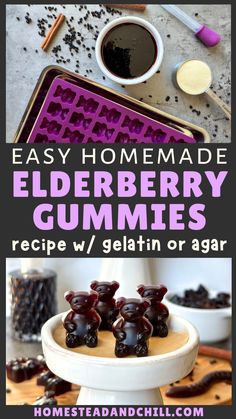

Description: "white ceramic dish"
165 291 231 343
42 313 198 405
95 16 164 85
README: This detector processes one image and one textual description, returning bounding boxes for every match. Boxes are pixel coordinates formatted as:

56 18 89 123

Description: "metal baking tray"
13 65 210 143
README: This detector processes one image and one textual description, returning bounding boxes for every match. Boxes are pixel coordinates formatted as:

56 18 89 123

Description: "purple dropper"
161 5 221 47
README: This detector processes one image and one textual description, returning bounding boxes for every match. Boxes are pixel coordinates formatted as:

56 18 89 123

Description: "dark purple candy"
6 357 46 383
33 391 57 405
112 298 153 358
37 370 55 386
63 290 101 348
36 354 48 371
90 281 120 330
137 284 169 337
166 371 232 398
170 285 231 309
45 377 71 395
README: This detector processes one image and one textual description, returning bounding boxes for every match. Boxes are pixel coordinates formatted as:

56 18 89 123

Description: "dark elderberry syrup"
10 262 57 342
102 23 157 79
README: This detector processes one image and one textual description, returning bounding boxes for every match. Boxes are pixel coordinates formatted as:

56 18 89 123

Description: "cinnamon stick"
41 13 65 51
199 345 232 362
105 4 146 11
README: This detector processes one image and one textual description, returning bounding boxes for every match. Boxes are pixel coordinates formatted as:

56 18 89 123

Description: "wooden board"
6 354 231 406
161 355 232 405
6 377 79 405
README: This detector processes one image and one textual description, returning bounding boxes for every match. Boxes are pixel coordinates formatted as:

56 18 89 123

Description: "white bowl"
165 291 231 343
42 313 198 405
95 16 164 85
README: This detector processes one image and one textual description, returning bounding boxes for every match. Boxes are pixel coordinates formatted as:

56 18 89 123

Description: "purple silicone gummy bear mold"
28 78 196 144
62 127 85 143
47 102 69 120
69 112 92 129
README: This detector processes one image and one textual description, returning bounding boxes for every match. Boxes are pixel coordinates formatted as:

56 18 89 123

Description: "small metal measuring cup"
174 59 231 120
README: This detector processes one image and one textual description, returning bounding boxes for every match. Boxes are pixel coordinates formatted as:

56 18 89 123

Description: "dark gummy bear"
36 354 48 371
170 285 231 309
63 290 101 348
215 292 231 308
45 377 71 396
33 391 57 406
90 280 120 330
112 297 153 358
6 356 46 383
137 284 169 337
37 370 55 386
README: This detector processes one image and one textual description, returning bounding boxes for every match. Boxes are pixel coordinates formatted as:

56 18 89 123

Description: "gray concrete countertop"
6 4 231 143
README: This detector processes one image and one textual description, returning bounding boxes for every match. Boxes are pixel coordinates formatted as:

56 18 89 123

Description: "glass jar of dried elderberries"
10 258 57 342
